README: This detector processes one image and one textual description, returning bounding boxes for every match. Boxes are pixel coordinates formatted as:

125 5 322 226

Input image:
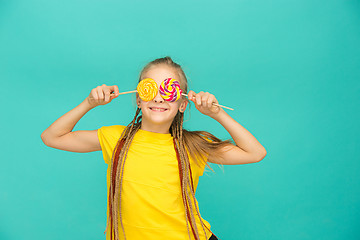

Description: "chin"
142 114 176 126
146 117 172 126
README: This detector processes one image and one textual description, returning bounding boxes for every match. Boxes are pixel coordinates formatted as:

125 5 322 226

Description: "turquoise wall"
1 0 359 239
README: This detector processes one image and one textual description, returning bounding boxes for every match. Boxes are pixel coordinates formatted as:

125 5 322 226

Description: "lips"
149 107 168 112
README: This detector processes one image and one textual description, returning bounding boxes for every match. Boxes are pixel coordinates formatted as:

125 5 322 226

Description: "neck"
140 121 171 134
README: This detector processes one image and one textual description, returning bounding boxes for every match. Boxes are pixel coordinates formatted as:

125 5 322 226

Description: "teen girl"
41 56 267 240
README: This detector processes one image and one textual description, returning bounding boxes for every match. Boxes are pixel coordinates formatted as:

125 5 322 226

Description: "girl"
41 56 267 240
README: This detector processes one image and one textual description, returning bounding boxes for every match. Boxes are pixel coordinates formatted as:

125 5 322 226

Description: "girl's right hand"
86 84 120 108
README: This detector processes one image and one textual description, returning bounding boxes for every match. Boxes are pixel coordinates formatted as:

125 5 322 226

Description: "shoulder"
98 125 126 139
183 130 213 143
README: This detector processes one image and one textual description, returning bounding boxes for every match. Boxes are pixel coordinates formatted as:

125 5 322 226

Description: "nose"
153 90 164 103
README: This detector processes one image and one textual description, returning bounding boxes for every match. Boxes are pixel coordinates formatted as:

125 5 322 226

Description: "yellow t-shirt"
97 125 213 240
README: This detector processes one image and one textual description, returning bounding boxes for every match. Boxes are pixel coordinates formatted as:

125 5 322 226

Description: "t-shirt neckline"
137 128 173 141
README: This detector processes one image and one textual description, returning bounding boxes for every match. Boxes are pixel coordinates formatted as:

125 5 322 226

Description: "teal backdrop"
1 0 359 239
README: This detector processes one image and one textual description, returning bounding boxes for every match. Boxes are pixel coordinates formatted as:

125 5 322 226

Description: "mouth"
149 107 168 112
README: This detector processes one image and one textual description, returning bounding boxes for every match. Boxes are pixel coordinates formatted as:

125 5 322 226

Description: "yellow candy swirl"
137 78 158 101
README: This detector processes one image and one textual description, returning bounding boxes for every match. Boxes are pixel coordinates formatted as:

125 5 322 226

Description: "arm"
40 99 100 152
40 84 120 153
210 109 267 164
188 91 267 165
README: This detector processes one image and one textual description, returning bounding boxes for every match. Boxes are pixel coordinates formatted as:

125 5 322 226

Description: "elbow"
40 133 47 146
41 131 51 147
256 149 267 162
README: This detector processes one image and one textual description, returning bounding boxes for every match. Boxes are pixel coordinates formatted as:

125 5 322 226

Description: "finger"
104 88 111 102
196 91 204 105
202 92 210 107
207 94 214 108
188 90 196 101
195 93 201 106
111 85 120 96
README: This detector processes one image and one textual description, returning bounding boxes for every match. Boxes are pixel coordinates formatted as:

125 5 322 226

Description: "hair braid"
175 117 199 239
179 112 209 240
173 137 192 240
172 111 210 240
106 107 141 240
171 113 193 239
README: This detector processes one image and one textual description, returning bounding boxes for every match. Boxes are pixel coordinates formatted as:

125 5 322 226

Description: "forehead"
142 65 181 84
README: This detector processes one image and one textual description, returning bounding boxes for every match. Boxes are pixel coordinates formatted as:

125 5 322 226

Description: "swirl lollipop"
159 78 183 102
110 77 234 110
137 78 158 101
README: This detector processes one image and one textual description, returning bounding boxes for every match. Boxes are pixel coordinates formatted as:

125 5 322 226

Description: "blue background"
1 0 359 239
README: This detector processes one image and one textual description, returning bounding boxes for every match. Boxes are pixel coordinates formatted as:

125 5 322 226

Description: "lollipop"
159 78 183 102
137 78 158 101
110 78 234 110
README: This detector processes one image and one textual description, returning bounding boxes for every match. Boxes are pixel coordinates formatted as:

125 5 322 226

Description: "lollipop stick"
109 90 234 110
182 93 234 111
110 90 137 96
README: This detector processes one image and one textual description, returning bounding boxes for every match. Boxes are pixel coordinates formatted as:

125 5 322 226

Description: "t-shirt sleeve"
97 125 126 164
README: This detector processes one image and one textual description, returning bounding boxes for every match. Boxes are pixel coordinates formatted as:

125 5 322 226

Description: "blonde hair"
105 56 233 240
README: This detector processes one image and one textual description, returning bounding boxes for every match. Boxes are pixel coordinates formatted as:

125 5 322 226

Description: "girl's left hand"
188 90 222 118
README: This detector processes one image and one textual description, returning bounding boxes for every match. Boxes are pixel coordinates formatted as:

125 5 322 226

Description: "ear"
179 99 188 113
136 93 141 107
